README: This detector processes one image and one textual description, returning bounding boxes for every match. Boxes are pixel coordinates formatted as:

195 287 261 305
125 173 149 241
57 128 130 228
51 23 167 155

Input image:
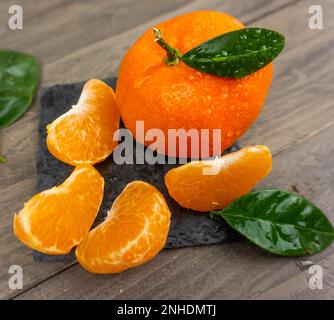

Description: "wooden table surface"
1 0 334 300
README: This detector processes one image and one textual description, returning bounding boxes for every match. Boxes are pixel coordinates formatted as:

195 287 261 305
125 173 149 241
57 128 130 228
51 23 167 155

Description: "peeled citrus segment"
165 145 272 212
13 165 104 255
76 181 171 274
47 79 119 165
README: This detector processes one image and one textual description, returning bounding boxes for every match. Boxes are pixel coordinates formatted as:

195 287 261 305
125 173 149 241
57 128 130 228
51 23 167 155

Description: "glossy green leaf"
181 28 284 78
212 189 334 256
0 50 40 129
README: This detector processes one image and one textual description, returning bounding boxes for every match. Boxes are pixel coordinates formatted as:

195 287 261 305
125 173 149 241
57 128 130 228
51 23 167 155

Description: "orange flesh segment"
165 145 272 212
76 181 171 274
13 165 104 254
47 79 119 165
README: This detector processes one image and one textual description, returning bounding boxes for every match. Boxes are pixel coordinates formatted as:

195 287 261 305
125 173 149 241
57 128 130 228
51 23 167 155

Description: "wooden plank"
1 0 306 186
240 0 334 154
0 0 298 297
255 252 334 299
0 0 195 300
43 0 300 85
2 0 332 299
0 0 189 64
15 123 334 299
0 0 300 300
0 0 69 28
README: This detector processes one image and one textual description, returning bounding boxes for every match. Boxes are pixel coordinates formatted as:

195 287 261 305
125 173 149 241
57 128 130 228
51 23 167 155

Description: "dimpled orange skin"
116 11 273 157
76 181 171 274
165 146 272 212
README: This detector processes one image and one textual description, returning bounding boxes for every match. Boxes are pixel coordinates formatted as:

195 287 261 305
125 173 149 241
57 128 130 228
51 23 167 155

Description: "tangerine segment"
165 146 272 212
116 11 273 157
47 79 119 165
76 181 171 274
13 165 104 255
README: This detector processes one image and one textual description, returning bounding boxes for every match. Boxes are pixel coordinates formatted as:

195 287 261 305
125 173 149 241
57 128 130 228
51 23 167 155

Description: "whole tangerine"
116 11 273 158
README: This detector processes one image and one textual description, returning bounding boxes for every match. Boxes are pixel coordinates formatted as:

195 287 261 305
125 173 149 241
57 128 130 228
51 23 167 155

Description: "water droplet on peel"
134 75 150 89
227 129 234 137
202 96 212 107
196 71 203 78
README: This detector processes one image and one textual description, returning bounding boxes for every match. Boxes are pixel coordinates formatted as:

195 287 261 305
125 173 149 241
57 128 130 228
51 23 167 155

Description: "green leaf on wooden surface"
212 189 334 256
0 50 40 129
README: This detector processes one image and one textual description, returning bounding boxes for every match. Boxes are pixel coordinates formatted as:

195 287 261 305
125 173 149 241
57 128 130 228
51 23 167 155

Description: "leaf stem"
153 28 181 66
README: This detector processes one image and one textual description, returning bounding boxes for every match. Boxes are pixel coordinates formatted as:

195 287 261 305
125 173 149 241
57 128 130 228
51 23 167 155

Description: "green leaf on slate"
181 28 285 78
0 50 40 129
212 189 334 256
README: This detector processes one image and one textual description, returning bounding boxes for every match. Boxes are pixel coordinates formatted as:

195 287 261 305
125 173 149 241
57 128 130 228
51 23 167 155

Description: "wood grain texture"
43 0 299 85
0 0 188 64
15 115 334 300
1 0 333 299
0 0 193 300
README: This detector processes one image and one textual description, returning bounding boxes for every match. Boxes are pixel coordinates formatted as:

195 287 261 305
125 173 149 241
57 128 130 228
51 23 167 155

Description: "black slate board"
35 77 241 261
